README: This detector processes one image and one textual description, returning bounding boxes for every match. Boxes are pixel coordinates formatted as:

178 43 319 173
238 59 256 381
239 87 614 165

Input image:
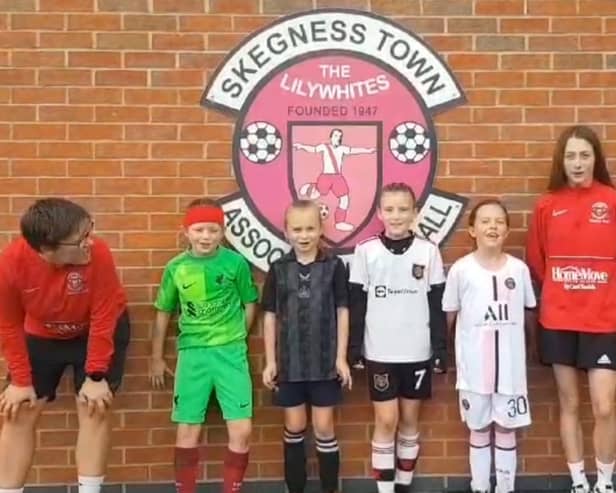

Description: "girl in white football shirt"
442 199 537 493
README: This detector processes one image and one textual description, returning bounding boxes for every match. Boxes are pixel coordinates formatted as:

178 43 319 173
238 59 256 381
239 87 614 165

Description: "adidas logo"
597 354 612 365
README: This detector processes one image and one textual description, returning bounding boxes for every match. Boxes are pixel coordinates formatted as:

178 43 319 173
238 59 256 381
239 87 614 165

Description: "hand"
432 350 447 374
336 358 353 390
0 384 37 421
150 357 174 390
78 377 112 416
262 362 278 391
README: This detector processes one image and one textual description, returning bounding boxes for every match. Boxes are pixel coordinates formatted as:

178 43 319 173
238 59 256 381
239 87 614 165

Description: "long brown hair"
548 125 613 191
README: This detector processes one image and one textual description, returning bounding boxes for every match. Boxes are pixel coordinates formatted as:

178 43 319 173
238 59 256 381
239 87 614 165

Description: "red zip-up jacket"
0 237 127 386
526 181 616 333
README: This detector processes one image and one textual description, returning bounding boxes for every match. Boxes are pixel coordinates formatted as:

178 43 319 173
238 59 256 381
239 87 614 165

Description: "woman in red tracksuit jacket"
527 125 616 493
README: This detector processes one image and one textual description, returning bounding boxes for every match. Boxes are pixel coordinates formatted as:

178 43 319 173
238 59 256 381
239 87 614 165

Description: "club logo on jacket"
373 373 390 392
201 9 468 271
590 201 610 224
66 272 87 295
412 263 425 280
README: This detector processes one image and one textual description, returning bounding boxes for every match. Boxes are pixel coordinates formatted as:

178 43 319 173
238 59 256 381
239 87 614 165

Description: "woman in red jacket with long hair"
527 125 616 493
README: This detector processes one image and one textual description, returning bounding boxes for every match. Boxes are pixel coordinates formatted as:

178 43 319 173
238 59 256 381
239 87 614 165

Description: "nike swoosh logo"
239 402 250 408
182 282 196 289
552 209 568 217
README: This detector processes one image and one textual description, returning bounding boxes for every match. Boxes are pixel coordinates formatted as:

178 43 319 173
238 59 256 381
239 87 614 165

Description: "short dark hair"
20 198 91 251
548 125 613 191
186 197 221 210
468 199 510 227
379 182 417 206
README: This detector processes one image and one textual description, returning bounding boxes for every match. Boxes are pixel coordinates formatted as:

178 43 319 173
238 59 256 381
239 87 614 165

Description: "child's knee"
176 424 202 447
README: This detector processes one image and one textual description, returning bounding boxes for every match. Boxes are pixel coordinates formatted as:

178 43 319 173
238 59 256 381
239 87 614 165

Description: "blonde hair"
284 199 322 228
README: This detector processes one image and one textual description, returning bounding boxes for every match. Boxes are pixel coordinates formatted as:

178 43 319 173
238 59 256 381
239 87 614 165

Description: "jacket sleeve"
526 201 546 286
87 241 124 375
348 246 368 365
0 257 31 386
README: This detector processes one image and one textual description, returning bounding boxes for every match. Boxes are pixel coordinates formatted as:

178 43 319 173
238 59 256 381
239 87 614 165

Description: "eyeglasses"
57 220 94 248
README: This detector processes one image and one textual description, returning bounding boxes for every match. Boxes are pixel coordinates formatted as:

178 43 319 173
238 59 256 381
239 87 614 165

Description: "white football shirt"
442 253 537 395
349 235 446 363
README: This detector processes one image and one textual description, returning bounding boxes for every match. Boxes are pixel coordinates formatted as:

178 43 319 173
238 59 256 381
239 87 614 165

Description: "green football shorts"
172 340 253 423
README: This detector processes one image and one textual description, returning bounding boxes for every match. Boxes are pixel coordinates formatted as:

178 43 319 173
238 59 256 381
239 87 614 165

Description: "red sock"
174 447 199 493
223 449 249 493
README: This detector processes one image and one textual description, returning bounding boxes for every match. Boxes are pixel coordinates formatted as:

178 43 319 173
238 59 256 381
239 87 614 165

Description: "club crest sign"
202 9 468 272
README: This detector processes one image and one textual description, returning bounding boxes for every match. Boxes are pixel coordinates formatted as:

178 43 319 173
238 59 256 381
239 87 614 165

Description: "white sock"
395 432 419 487
568 460 589 488
78 475 104 493
596 458 615 488
469 429 492 491
372 441 395 493
494 429 517 493
0 489 24 493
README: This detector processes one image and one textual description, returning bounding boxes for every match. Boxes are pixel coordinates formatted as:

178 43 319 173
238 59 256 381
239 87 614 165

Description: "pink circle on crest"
236 54 434 250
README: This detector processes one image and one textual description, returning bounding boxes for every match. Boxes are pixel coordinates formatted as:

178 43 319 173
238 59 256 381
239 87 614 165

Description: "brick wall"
0 0 615 486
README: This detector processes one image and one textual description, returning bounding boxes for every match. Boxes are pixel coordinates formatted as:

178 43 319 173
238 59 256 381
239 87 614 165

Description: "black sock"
316 435 340 493
284 428 306 493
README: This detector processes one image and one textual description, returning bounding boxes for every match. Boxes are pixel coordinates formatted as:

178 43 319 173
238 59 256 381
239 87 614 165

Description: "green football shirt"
154 247 259 348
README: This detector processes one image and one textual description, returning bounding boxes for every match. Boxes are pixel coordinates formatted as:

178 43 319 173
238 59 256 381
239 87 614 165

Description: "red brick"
178 52 223 69
447 17 497 33
39 143 92 158
529 35 579 51
581 35 616 50
552 90 602 105
0 69 35 85
151 177 205 194
0 0 35 10
501 54 551 70
527 72 577 88
552 17 602 33
154 0 204 12
580 72 616 87
526 107 575 123
40 32 93 49
473 107 522 124
69 124 122 140
94 142 149 159
475 71 525 88
39 105 93 122
206 179 238 195
475 144 526 159
125 196 178 212
152 106 205 123
395 17 445 34
152 33 205 51
212 0 259 13
554 53 602 69
180 15 231 32
448 54 497 70
124 88 177 105
41 0 93 10
12 160 64 178
232 15 278 32
39 69 92 86
67 13 121 30
529 0 577 15
124 14 177 31
579 0 616 14
95 70 147 87
68 52 122 68
13 124 66 140
95 106 150 122
180 125 232 142
208 33 249 51
68 160 122 177
12 87 66 104
96 33 149 50
125 52 176 68
126 125 177 141
499 90 549 106
11 13 65 30
69 88 121 104
124 160 178 177
0 142 37 158
0 32 37 48
39 178 93 194
151 70 203 87
475 0 524 14
153 146 199 167
501 18 549 33
98 0 148 11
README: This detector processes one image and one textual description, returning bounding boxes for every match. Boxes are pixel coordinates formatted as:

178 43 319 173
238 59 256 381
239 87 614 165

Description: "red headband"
183 206 225 228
